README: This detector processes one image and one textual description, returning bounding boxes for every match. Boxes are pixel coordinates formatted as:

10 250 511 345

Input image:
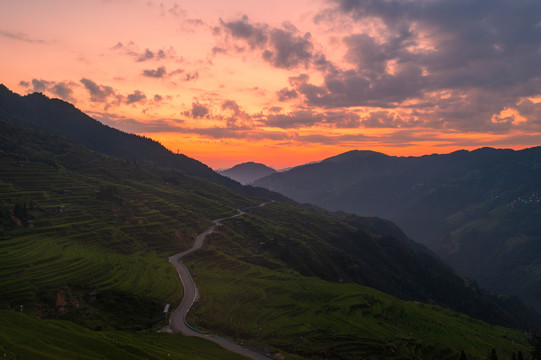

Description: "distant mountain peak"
219 162 276 185
322 150 389 164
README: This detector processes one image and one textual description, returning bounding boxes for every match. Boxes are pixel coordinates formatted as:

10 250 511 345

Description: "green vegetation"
254 148 541 313
186 244 531 360
0 310 247 360
0 120 261 331
0 89 538 359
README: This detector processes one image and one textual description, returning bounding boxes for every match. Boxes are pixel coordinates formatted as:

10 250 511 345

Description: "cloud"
142 66 167 78
186 102 209 118
0 30 45 44
219 16 323 70
277 87 298 102
80 78 149 106
221 99 253 128
20 79 76 102
265 110 324 129
361 111 417 128
220 16 268 49
112 41 180 62
263 28 314 68
88 111 184 133
272 0 541 131
184 71 199 81
264 108 362 129
31 79 50 92
80 78 116 102
126 90 146 104
169 126 290 141
50 82 76 102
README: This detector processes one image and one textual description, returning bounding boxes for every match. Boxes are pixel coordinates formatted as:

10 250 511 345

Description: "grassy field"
0 310 247 360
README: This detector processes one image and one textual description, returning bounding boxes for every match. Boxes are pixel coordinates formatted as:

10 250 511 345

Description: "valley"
0 86 539 359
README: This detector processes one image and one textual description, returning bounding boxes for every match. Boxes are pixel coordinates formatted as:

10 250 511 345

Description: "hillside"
0 90 539 358
219 162 276 185
254 148 541 312
0 127 532 359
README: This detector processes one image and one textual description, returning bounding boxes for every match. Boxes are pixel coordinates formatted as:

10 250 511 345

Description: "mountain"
219 162 276 184
0 121 537 359
1 85 539 358
254 148 541 312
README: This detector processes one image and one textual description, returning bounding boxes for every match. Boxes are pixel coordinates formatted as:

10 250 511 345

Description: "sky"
1 0 541 169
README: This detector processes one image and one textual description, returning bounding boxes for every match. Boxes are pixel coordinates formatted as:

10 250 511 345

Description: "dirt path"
167 203 277 360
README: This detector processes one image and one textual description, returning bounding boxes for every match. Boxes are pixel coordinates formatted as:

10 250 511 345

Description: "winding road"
167 202 276 360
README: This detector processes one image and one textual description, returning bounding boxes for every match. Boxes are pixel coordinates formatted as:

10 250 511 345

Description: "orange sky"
1 0 540 169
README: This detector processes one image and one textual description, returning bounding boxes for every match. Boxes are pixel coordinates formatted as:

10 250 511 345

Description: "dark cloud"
80 78 116 102
277 87 298 102
222 100 241 114
80 78 149 107
221 16 268 49
31 79 50 92
219 16 323 69
142 66 167 78
154 94 164 102
126 90 146 104
189 102 209 118
263 28 314 68
303 0 541 130
266 110 324 129
361 111 416 128
50 82 75 102
21 79 76 102
264 108 362 129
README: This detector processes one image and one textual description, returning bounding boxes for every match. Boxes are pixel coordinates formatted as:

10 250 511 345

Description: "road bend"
168 202 276 360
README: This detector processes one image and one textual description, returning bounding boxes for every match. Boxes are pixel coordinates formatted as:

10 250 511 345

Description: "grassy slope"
0 310 247 360
186 246 531 360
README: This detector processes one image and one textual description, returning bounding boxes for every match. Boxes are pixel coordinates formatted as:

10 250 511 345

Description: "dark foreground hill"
254 148 541 312
219 162 277 185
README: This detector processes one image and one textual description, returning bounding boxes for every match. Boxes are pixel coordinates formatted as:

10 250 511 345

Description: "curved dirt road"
168 203 276 360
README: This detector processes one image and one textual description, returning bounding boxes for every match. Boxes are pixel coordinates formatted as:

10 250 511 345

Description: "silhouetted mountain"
255 147 541 312
219 162 276 185
0 84 292 203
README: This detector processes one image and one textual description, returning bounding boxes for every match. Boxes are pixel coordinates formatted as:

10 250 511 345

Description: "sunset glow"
2 0 541 169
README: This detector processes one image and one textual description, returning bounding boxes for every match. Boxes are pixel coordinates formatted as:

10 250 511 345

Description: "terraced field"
0 310 247 360
0 152 259 330
186 243 532 360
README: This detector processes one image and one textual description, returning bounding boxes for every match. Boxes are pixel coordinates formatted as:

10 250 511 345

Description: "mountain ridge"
254 146 541 312
219 162 276 185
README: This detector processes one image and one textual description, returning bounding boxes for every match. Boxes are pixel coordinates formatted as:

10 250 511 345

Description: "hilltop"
219 162 277 185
